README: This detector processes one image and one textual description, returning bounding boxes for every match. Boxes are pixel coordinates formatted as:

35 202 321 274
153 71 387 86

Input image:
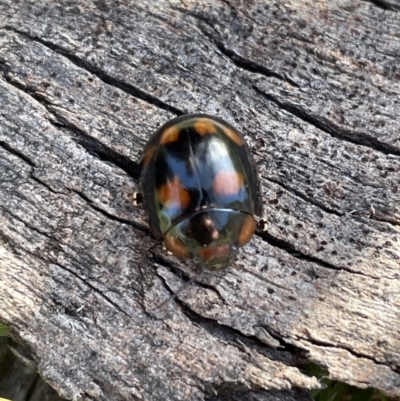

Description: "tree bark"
0 0 399 400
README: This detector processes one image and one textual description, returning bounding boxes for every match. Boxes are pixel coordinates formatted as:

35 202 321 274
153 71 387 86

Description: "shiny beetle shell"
139 114 263 269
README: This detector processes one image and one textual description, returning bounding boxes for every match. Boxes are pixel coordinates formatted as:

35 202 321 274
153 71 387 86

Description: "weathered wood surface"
0 0 399 400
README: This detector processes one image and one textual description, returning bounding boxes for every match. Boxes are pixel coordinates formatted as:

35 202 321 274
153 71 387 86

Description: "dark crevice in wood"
208 34 299 88
46 109 142 179
296 335 400 374
181 9 300 88
235 264 291 292
153 251 285 307
169 287 299 366
258 324 295 350
0 140 37 167
71 135 141 180
2 27 184 116
262 175 344 218
0 57 142 180
374 47 400 59
149 252 220 295
362 0 400 11
4 207 147 320
260 325 312 363
258 231 380 280
25 374 40 401
70 189 148 234
30 174 63 195
254 87 400 157
37 251 135 319
150 252 190 277
0 57 12 76
0 230 21 261
151 255 307 366
80 394 97 401
4 209 58 242
1 210 138 319
370 214 400 227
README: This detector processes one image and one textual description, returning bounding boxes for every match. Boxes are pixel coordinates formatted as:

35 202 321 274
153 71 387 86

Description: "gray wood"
0 0 399 400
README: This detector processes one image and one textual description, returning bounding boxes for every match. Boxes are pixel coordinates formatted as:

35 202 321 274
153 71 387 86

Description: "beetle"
136 114 264 270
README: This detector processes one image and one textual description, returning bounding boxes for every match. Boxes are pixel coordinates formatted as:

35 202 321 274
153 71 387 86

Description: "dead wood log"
0 0 399 400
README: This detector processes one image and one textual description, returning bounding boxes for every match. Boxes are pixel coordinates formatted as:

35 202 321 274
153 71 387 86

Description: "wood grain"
0 0 399 400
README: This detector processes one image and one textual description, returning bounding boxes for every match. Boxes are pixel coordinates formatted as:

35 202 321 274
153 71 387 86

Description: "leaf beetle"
136 114 265 270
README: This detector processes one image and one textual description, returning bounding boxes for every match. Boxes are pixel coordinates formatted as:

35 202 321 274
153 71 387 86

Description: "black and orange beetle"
137 114 264 270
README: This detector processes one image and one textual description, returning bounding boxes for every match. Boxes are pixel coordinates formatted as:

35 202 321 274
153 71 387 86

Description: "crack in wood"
70 135 141 180
30 174 63 195
2 26 184 116
178 7 299 88
156 7 400 160
4 209 57 243
0 140 37 167
0 209 137 319
1 66 142 180
254 86 400 158
257 231 382 280
295 334 400 374
262 175 344 218
37 251 135 320
153 259 228 307
25 374 40 401
167 284 298 364
70 188 148 234
259 325 310 361
362 0 400 11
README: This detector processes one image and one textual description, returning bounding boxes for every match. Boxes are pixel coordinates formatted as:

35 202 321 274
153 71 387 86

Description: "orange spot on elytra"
141 145 157 167
194 119 218 136
164 234 190 259
223 126 243 146
160 125 181 145
213 171 244 196
158 177 191 209
238 214 256 246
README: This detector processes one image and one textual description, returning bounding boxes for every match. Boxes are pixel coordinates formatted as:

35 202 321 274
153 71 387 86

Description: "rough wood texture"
0 0 399 400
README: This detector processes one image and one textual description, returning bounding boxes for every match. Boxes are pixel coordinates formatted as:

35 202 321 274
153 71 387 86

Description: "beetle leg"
257 218 268 232
161 243 173 255
132 192 144 206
